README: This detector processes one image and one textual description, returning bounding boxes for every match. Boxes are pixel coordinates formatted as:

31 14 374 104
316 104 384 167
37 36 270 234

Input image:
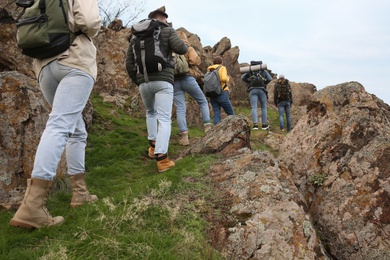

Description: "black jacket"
126 20 188 86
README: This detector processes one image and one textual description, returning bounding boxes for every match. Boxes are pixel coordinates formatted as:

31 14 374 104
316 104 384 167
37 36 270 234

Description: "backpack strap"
139 40 149 82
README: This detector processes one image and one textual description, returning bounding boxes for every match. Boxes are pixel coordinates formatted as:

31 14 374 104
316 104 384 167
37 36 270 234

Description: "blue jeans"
210 90 234 124
139 81 173 155
173 75 210 132
249 88 268 125
33 61 94 180
278 101 291 131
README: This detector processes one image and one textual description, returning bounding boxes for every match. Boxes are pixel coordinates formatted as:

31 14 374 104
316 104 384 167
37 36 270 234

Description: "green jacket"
126 20 188 86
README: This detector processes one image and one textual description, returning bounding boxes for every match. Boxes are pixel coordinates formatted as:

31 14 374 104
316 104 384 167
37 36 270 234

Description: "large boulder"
279 81 390 259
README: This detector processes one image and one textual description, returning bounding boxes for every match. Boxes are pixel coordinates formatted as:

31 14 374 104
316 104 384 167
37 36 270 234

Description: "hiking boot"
253 124 259 130
261 124 269 130
148 146 155 158
179 131 189 146
148 140 155 159
204 123 212 133
10 178 64 229
69 173 98 208
156 154 175 173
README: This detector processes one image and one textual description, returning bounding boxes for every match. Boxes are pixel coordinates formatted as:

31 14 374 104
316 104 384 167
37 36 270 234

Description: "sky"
133 0 390 105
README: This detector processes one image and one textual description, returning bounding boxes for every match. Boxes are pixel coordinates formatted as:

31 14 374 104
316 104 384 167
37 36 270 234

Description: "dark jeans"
210 91 235 124
278 100 291 131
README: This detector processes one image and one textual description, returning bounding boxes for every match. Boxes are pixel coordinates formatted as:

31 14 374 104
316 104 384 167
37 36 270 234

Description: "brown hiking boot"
10 178 64 229
70 173 98 208
148 140 155 158
156 154 175 173
178 131 189 146
148 146 155 158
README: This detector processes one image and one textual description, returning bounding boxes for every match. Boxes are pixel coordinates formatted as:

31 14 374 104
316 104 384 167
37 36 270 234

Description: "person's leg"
153 81 175 171
173 79 188 132
32 61 94 180
182 76 211 124
10 61 94 228
278 102 285 130
66 114 88 174
152 81 174 156
210 97 222 124
249 90 259 126
219 91 235 117
139 82 157 145
285 101 292 131
259 89 269 129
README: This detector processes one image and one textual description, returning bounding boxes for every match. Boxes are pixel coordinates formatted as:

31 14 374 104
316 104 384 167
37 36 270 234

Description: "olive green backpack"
15 0 82 59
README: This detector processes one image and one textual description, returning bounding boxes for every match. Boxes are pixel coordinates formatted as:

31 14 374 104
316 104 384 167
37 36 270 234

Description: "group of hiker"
9 3 293 230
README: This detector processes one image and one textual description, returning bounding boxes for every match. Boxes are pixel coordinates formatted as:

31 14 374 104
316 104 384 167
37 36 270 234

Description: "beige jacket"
33 0 101 80
176 31 201 78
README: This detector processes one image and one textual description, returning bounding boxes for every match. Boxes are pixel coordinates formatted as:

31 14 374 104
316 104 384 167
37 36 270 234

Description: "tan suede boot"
70 173 98 208
179 131 189 146
156 154 175 173
204 123 212 133
10 178 64 229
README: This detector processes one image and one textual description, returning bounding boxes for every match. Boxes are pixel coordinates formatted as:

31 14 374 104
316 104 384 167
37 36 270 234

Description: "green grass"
0 95 286 259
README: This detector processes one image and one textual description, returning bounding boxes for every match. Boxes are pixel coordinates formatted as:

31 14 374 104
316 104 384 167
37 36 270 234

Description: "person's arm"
73 0 101 38
274 84 278 106
241 73 250 83
219 66 229 86
168 28 188 55
263 70 272 85
186 46 201 66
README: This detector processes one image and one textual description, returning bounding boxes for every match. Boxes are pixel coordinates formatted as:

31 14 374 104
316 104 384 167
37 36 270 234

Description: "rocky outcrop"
186 115 328 259
0 71 67 209
279 82 390 259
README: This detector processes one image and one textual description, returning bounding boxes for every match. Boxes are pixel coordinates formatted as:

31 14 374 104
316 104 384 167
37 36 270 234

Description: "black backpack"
130 19 172 82
15 0 82 59
203 66 223 97
249 71 266 87
277 79 292 101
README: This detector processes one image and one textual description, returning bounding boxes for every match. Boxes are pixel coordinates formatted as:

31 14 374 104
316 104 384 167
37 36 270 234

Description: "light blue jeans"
210 90 235 124
249 87 268 125
33 61 94 180
278 100 292 131
173 75 210 132
139 81 173 155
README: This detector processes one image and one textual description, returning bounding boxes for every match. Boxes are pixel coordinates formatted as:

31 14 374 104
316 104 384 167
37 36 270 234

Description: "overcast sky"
135 0 390 105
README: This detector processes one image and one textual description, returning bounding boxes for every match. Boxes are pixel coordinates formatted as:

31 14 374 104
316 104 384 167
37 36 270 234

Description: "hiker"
10 0 101 229
173 31 211 146
241 61 272 130
274 74 293 131
207 56 235 124
126 7 188 172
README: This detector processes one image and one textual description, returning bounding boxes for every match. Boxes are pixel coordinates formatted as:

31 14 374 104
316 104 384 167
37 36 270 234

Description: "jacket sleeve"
168 28 188 55
186 46 201 66
274 83 278 105
263 70 272 85
288 82 293 104
219 66 229 86
241 73 250 83
72 0 101 37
